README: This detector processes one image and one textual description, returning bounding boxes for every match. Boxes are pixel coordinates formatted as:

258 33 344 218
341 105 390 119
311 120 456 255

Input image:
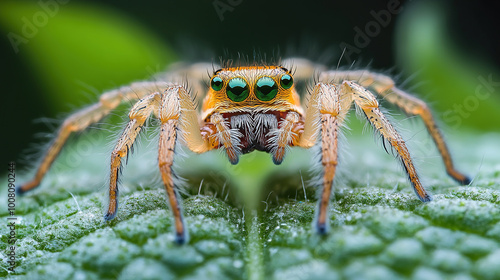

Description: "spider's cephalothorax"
18 59 471 244
201 66 304 164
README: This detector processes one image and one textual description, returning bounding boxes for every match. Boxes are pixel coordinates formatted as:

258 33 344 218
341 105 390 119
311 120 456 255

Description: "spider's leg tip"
103 212 117 221
316 222 329 235
460 176 472 186
174 232 187 245
16 181 40 195
16 185 27 196
419 193 432 203
449 171 472 185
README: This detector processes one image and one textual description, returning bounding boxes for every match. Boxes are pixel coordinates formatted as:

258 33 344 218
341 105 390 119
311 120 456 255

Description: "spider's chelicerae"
19 58 470 244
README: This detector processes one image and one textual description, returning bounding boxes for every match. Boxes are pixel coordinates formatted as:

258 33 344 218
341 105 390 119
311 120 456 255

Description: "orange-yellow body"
201 66 302 119
18 59 470 243
200 66 304 164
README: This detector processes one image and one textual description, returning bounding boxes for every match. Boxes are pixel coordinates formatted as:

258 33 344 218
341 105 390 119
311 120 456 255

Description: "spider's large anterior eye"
211 76 223 91
280 74 293 89
227 78 249 102
255 77 278 101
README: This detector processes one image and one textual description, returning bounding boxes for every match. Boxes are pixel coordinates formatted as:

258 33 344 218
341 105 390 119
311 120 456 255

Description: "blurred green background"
1 0 499 169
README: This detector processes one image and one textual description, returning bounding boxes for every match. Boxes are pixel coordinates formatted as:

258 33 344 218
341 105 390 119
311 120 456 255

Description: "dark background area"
1 0 499 169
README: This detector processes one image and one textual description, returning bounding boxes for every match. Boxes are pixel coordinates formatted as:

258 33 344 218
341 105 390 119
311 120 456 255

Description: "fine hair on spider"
17 56 471 244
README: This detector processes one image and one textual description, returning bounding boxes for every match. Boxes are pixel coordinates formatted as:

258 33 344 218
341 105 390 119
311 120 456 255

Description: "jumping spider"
18 58 470 244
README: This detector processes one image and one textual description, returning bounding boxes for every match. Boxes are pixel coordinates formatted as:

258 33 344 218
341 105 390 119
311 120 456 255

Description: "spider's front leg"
157 86 210 244
299 83 352 234
105 84 209 244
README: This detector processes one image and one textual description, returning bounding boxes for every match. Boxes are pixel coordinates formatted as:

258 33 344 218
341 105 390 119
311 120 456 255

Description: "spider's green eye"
255 77 278 101
211 76 223 91
280 74 293 89
227 78 249 102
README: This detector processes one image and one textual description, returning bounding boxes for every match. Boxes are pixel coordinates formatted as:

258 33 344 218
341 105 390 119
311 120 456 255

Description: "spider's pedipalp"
268 111 302 165
210 113 242 165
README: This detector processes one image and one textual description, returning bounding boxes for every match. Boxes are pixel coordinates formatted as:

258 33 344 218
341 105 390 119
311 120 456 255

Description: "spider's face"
201 66 302 120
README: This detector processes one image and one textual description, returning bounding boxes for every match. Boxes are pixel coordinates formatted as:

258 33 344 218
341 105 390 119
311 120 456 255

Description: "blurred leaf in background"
0 1 175 111
0 0 176 165
395 0 500 131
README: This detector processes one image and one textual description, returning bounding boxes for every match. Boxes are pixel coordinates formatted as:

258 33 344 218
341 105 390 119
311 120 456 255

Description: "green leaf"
2 130 500 279
395 1 500 131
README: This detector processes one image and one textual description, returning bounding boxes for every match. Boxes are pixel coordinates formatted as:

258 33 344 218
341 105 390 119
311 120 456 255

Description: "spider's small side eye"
227 78 249 102
211 76 223 91
256 76 278 101
280 74 293 89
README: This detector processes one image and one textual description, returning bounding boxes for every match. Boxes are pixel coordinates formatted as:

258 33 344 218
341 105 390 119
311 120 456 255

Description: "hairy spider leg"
299 80 430 234
157 85 210 244
17 81 170 194
345 81 431 202
105 84 211 244
322 70 470 185
104 92 160 221
19 59 470 242
299 83 352 234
